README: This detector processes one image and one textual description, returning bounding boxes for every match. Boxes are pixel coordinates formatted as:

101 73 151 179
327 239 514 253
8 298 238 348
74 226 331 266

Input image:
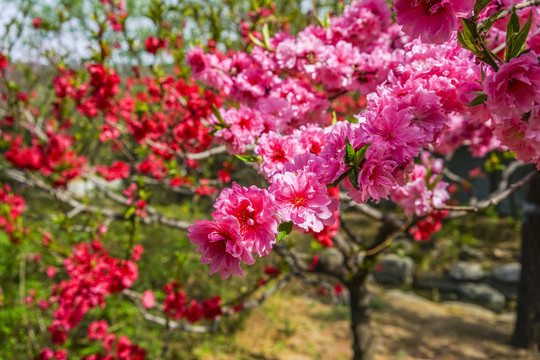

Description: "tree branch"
122 274 293 332
441 169 537 215
1 166 193 230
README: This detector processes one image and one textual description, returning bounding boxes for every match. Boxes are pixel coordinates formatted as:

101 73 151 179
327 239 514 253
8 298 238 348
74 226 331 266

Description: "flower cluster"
82 321 147 360
390 153 450 217
0 184 27 243
163 282 223 322
48 241 140 344
188 0 405 153
36 349 67 360
185 0 520 276
409 210 449 241
483 52 540 169
188 183 279 278
5 134 87 188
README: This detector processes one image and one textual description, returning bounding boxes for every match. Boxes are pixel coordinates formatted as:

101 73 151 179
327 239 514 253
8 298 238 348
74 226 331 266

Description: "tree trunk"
347 272 374 360
511 171 540 350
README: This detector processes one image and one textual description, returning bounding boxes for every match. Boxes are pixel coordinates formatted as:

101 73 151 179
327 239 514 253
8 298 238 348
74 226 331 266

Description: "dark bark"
511 172 540 350
347 272 374 360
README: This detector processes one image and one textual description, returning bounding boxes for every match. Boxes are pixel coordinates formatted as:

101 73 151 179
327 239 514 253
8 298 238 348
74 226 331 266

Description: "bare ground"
197 285 539 360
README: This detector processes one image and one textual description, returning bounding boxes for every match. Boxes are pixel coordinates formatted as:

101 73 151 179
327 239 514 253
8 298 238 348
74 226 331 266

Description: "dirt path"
200 286 539 360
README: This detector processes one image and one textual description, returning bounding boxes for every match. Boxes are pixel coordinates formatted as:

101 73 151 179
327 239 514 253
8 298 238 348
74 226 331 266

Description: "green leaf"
425 166 433 189
458 18 481 55
278 221 294 234
212 104 228 129
479 9 504 35
262 23 271 49
345 137 355 166
348 167 360 190
507 6 520 37
504 6 520 62
331 111 338 125
7 81 19 91
277 221 294 242
248 32 267 49
317 12 331 28
276 231 288 242
135 101 149 114
457 31 476 53
506 11 532 61
467 93 488 107
353 142 370 165
474 0 492 16
125 207 135 219
235 155 259 162
462 18 480 40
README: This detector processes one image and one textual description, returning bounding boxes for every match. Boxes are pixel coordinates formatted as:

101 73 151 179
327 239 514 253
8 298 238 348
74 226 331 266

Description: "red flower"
142 290 155 309
145 37 167 54
88 320 108 340
202 296 222 320
32 17 42 29
96 161 130 181
334 283 344 296
264 266 280 277
184 299 203 323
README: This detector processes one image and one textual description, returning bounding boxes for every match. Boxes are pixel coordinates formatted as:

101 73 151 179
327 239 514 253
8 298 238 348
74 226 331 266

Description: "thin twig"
439 170 536 214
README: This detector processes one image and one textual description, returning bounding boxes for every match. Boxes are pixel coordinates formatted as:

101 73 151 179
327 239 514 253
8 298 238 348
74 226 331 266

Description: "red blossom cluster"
0 51 7 71
48 241 140 344
96 161 130 181
163 281 223 322
39 323 147 360
102 0 128 32
36 349 67 360
409 210 449 241
82 320 146 360
5 134 87 187
145 37 168 54
0 184 27 242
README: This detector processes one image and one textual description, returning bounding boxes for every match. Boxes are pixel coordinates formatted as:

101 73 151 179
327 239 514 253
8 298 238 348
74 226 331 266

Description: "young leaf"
457 31 476 53
425 166 433 189
278 221 294 234
331 111 338 125
507 11 532 61
262 23 271 49
458 19 480 55
504 6 520 62
125 207 136 219
317 12 331 28
467 93 488 107
277 221 294 242
353 143 371 165
479 9 503 35
463 17 480 39
248 32 267 49
345 137 355 166
277 231 288 242
474 0 492 16
507 6 520 36
235 155 259 162
212 103 228 128
348 167 360 190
